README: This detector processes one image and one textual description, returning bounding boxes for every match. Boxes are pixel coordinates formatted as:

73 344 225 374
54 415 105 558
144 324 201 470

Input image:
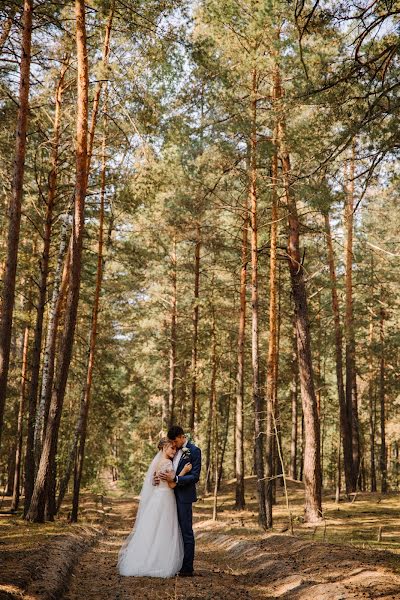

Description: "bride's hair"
157 437 173 451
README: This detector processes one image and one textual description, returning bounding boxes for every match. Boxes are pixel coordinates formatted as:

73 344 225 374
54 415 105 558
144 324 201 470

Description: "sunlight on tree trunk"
26 0 89 523
344 144 360 491
235 204 248 510
0 0 33 447
249 66 267 529
324 211 354 495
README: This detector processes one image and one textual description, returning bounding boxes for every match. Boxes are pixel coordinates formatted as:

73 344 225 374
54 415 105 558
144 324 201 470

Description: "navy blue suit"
174 441 201 574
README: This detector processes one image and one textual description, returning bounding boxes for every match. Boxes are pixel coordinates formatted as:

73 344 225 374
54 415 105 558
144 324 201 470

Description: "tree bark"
0 0 33 448
86 0 114 173
212 404 219 522
316 291 322 417
43 5 115 521
278 120 322 523
189 223 201 432
6 439 16 496
299 412 304 482
70 73 110 522
25 0 89 522
344 146 360 490
368 315 377 492
168 234 177 427
235 205 248 510
23 225 69 518
162 318 170 431
218 392 231 490
204 304 217 495
24 59 69 511
379 291 387 493
249 67 267 529
290 316 298 480
32 219 69 460
324 212 354 494
335 425 341 503
10 322 30 511
58 205 114 515
274 263 283 491
265 141 279 527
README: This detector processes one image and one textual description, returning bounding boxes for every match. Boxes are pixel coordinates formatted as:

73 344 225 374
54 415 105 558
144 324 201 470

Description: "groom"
158 425 201 577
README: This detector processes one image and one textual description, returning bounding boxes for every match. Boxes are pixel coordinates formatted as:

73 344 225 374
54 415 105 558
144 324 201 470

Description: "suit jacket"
174 441 201 504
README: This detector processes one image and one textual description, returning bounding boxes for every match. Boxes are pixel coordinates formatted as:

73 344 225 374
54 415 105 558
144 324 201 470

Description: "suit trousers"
176 501 194 573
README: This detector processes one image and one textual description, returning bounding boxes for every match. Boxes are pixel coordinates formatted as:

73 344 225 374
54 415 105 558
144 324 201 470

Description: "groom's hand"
158 471 175 483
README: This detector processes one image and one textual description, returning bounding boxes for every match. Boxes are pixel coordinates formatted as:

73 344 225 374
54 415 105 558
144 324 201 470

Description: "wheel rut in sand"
62 496 400 600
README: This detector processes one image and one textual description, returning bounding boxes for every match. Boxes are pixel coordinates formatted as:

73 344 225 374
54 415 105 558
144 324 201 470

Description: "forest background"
0 0 399 528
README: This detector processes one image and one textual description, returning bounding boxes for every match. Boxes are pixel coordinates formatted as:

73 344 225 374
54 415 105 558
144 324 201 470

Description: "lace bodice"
156 458 174 489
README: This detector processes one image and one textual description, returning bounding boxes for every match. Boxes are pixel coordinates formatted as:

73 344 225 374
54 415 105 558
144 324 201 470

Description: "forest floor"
2 477 400 599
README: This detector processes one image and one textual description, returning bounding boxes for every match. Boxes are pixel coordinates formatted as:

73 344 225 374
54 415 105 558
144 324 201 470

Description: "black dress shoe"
178 571 194 577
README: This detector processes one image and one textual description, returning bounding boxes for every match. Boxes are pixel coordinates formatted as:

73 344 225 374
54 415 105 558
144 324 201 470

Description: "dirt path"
62 494 400 600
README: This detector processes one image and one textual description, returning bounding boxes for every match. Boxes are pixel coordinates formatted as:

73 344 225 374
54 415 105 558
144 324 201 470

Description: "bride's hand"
179 463 192 476
159 470 175 482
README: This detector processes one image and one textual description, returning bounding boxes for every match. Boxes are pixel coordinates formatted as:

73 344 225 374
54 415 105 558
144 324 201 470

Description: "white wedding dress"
117 451 184 578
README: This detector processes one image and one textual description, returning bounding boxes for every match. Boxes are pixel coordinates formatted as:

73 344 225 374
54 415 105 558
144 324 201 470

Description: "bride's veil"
117 450 162 568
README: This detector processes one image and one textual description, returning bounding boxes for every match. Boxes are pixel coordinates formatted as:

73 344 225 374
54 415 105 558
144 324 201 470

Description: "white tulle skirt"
117 486 184 578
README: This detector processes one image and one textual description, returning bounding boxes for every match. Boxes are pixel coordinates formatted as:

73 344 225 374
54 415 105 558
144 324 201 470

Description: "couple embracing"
117 425 202 578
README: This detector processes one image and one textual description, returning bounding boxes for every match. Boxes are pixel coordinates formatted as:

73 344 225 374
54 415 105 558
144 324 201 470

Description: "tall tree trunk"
0 0 33 448
299 412 304 481
86 0 115 173
316 291 322 417
168 234 177 426
379 292 387 493
24 224 69 519
278 114 322 523
26 0 89 522
335 423 341 503
24 59 69 511
189 223 201 432
31 4 114 510
59 204 114 514
249 67 267 529
265 139 279 527
32 220 69 465
162 318 170 432
70 78 110 523
324 212 354 494
274 263 283 491
235 207 248 510
204 304 217 494
10 321 30 511
368 316 377 492
7 438 17 496
344 146 360 490
212 403 219 522
393 444 399 487
218 392 231 490
290 316 298 480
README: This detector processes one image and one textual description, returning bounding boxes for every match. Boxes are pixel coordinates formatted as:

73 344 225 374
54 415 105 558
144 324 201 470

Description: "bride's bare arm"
179 463 192 476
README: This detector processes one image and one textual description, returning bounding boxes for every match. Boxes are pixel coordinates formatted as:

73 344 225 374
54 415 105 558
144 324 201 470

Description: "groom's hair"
167 425 184 440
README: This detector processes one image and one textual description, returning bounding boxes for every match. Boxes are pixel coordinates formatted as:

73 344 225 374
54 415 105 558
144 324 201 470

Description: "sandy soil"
2 479 400 600
0 494 104 600
62 493 400 600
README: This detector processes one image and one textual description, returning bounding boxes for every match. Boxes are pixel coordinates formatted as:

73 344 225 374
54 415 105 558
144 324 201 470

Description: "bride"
117 437 192 578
